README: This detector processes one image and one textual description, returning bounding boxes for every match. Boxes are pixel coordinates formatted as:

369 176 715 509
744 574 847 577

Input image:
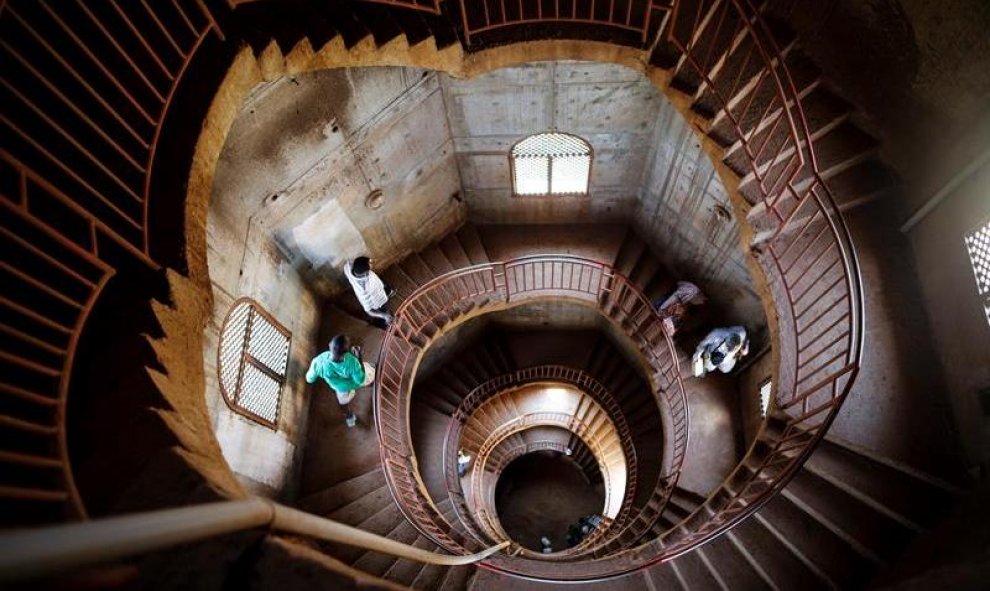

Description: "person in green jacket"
306 334 373 428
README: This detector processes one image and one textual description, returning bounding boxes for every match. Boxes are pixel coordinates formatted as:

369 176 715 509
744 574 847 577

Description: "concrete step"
381 264 420 302
670 548 724 591
645 561 687 590
456 224 490 265
729 514 831 591
469 570 651 591
704 533 773 590
786 468 917 561
298 467 385 516
757 493 875 589
385 535 441 587
351 519 419 576
420 243 457 277
249 535 400 591
324 496 404 564
628 248 665 295
438 564 475 591
747 157 894 238
708 49 823 149
410 403 457 501
410 559 447 590
613 232 648 278
737 119 879 205
670 1 746 96
327 483 395 525
476 223 626 263
722 83 850 178
805 438 960 528
401 253 438 286
691 15 796 118
416 384 458 415
439 231 473 269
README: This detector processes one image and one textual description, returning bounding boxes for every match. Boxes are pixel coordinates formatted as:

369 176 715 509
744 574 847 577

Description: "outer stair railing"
375 255 689 560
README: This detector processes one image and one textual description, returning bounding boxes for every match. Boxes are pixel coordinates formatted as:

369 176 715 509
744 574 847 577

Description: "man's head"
329 334 350 362
710 349 726 366
727 333 742 349
351 256 371 277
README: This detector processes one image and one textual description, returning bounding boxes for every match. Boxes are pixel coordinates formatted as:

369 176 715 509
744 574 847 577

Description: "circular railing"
471 438 616 560
375 0 863 581
374 255 689 557
468 407 625 539
441 366 643 558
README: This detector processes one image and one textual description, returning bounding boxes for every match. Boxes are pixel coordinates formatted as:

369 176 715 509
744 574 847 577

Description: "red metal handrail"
0 0 221 525
458 0 670 44
477 0 864 580
374 255 689 556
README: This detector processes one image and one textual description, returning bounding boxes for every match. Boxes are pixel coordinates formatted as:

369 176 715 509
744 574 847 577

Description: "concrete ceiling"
208 60 759 325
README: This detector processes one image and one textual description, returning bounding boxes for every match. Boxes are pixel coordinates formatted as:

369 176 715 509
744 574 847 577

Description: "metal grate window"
510 132 591 196
964 218 990 327
218 298 291 429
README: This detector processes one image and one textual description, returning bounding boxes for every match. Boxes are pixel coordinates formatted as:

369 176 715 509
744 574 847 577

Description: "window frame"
509 132 593 198
217 297 292 430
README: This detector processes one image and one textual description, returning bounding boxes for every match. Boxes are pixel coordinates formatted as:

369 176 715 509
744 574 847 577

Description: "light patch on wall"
759 379 772 417
214 409 295 493
292 199 368 269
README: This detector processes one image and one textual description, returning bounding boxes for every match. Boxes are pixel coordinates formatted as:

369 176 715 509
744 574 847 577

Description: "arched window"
510 132 592 196
218 298 292 429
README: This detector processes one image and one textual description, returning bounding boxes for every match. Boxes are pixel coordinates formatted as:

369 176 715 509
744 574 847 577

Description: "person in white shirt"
344 256 394 326
692 325 749 377
655 280 706 335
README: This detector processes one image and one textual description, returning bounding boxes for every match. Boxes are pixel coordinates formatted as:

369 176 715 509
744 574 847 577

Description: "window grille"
964 219 990 328
218 298 291 428
510 132 591 196
759 379 772 417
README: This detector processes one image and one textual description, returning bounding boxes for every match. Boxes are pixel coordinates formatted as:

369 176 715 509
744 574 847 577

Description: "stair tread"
456 224 490 265
757 493 875 589
298 467 385 515
731 513 832 591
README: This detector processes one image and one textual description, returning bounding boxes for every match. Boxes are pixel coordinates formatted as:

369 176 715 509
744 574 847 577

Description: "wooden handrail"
0 498 510 582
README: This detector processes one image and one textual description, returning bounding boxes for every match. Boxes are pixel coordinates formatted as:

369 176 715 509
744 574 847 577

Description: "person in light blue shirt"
306 334 374 427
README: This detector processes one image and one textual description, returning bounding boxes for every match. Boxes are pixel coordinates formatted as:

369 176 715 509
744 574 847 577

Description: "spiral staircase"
292 223 959 590
0 1 975 589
